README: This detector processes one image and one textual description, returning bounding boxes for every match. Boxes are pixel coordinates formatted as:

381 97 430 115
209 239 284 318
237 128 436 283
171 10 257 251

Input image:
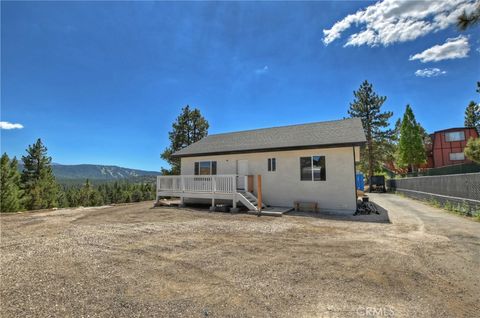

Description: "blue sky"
1 1 479 171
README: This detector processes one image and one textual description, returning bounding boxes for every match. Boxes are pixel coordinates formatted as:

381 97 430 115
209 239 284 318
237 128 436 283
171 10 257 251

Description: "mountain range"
18 163 161 183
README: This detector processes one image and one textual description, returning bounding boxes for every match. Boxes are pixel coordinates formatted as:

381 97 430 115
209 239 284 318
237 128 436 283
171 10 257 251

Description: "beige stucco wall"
180 146 358 213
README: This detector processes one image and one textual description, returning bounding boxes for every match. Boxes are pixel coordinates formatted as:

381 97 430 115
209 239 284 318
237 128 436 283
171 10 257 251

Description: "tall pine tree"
161 105 209 174
464 101 480 129
464 82 480 129
79 179 93 206
348 80 393 181
0 153 23 212
396 105 426 172
21 139 58 210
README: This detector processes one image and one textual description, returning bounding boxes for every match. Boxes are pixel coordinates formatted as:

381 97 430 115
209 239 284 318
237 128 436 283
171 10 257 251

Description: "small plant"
441 200 474 217
472 208 480 221
460 201 471 216
395 191 405 197
394 193 479 221
444 201 454 212
428 197 441 208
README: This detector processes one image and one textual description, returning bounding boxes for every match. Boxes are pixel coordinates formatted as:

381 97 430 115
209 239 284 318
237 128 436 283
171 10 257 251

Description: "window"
445 131 465 142
194 161 217 175
300 156 326 181
449 152 465 161
267 158 276 171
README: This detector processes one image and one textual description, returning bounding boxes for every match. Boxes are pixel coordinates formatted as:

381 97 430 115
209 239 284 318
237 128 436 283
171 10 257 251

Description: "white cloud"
0 121 24 130
255 65 269 75
323 0 477 47
410 35 470 62
414 68 446 77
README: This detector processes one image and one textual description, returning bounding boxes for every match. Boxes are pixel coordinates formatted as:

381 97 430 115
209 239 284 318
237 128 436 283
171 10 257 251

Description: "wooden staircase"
237 190 266 212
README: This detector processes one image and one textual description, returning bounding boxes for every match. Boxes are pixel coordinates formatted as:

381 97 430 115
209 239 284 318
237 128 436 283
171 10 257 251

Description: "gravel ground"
1 195 479 318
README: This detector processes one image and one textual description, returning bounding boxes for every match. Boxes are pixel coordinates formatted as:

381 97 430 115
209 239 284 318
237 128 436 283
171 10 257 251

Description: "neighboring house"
157 118 366 214
426 127 479 168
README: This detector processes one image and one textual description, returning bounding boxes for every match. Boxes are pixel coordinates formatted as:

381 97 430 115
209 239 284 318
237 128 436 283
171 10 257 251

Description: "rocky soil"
1 195 479 317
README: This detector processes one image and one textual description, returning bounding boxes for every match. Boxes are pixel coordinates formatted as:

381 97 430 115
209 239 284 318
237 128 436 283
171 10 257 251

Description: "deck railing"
157 175 237 194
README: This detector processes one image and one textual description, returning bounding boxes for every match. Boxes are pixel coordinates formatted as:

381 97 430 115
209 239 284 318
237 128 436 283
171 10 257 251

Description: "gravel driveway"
1 195 479 317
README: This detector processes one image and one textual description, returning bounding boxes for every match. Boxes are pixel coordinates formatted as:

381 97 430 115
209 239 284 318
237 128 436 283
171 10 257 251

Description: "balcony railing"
157 175 237 194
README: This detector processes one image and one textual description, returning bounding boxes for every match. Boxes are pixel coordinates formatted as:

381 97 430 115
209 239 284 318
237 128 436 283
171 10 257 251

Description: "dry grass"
1 197 480 317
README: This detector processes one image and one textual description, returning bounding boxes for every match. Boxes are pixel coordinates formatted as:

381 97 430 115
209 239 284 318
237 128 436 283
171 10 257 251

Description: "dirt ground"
1 194 479 317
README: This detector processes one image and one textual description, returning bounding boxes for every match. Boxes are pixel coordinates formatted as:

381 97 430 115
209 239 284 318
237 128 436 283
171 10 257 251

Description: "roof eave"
172 141 366 158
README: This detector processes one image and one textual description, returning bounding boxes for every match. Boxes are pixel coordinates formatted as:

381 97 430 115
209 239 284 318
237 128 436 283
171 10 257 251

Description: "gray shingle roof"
172 118 366 157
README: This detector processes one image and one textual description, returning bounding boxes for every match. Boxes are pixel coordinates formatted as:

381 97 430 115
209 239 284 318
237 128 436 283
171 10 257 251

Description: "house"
426 127 479 168
157 118 366 214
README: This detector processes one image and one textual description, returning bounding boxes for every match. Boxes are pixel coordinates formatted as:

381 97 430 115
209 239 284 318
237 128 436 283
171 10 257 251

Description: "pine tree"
66 187 79 207
464 101 480 129
131 188 143 202
464 137 480 163
464 82 480 129
394 118 431 150
0 153 23 212
396 105 426 172
56 184 69 208
79 179 92 206
89 189 104 206
21 139 58 210
348 80 393 180
161 105 209 175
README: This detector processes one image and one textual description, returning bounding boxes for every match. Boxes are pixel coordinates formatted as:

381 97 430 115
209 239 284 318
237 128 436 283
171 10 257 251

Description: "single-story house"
157 118 366 214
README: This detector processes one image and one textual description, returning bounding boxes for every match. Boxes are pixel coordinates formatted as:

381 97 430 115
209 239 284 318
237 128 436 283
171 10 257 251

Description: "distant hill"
18 163 161 183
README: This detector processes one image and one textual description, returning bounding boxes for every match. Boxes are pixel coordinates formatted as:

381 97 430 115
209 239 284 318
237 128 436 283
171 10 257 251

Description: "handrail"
158 174 237 178
157 175 237 194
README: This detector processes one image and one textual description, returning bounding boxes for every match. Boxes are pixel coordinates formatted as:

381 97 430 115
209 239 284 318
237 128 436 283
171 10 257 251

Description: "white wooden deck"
157 175 260 211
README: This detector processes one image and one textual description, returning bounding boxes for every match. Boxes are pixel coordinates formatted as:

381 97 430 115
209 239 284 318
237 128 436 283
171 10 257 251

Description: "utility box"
356 173 364 191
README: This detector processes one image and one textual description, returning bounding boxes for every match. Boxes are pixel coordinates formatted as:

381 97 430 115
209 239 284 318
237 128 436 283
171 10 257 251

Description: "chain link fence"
388 173 480 212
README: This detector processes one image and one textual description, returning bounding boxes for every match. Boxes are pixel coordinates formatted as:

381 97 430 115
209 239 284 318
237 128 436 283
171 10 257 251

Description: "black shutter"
194 162 199 175
268 158 271 171
212 161 217 175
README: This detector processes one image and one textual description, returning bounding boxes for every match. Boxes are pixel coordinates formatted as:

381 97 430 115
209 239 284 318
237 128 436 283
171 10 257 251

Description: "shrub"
464 137 480 163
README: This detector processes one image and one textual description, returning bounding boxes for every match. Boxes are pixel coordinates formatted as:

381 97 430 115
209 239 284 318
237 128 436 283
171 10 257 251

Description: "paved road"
369 193 480 253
